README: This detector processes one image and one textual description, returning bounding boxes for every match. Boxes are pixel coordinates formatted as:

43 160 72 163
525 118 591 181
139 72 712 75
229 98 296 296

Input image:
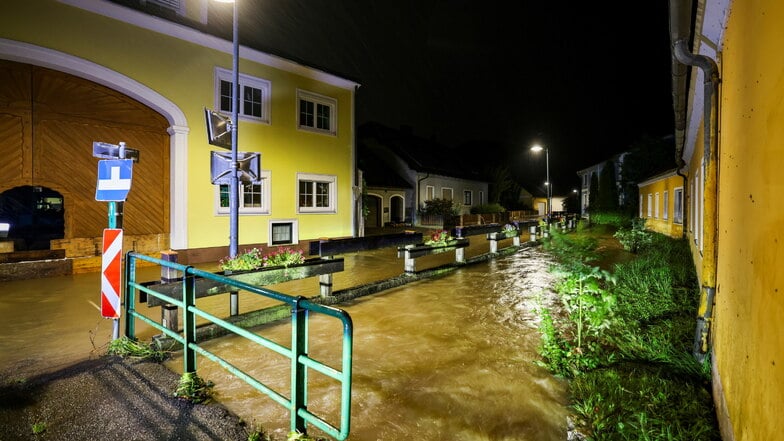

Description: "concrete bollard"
455 247 465 263
160 250 179 332
319 273 333 297
529 225 537 242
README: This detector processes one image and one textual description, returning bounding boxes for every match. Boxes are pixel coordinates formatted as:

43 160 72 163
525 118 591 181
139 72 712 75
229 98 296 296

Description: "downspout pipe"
669 0 720 362
416 173 429 225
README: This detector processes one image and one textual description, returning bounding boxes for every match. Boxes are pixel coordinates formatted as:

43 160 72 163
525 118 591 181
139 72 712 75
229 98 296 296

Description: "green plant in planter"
502 223 518 235
220 247 305 271
424 229 454 246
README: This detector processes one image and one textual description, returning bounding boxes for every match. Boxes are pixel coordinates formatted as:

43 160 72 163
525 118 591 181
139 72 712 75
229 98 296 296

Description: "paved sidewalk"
0 356 249 441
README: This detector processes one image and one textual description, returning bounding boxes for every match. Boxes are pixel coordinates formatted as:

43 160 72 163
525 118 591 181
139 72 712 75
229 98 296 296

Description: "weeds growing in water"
536 222 720 440
107 336 167 362
173 372 214 404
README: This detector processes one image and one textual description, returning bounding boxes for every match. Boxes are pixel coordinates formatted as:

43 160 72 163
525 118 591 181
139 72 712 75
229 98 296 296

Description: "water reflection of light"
165 246 567 440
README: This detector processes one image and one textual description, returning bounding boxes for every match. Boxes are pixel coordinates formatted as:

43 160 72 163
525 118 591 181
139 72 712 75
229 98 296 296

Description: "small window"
654 192 660 219
647 194 653 217
479 190 484 205
673 187 683 224
425 185 435 201
269 220 298 246
463 190 473 206
442 188 453 201
297 89 337 135
215 170 271 215
297 173 336 213
214 67 271 123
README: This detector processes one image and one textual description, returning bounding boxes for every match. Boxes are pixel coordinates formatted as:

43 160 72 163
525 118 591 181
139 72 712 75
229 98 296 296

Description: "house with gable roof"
358 122 489 227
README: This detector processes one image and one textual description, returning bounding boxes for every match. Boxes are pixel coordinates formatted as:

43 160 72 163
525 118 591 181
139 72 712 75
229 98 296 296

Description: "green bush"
469 203 506 214
613 218 653 253
589 210 633 228
420 198 460 216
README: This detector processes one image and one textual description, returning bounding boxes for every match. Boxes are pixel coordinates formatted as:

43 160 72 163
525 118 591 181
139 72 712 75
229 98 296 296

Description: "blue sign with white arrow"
95 159 133 201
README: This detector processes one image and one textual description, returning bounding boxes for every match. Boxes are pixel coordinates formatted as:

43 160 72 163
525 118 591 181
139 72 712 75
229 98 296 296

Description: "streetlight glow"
530 143 551 220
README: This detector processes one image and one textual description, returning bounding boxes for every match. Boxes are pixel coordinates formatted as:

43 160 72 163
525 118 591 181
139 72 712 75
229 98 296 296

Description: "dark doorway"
0 186 64 250
366 195 381 228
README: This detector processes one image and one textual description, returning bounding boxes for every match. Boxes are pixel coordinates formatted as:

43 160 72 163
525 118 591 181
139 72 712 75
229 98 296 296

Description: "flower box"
145 257 344 307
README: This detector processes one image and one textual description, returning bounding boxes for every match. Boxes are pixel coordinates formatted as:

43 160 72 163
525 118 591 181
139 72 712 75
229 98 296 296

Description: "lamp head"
530 144 544 153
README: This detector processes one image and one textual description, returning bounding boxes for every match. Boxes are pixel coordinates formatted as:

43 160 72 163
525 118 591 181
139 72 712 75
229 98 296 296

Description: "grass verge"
538 221 720 440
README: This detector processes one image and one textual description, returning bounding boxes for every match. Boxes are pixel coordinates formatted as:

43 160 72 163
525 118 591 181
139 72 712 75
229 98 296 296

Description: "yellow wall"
637 172 685 239
701 0 784 439
0 0 356 251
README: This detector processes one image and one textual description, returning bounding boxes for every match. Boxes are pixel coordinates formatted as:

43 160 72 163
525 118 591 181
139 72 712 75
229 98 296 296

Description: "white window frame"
673 187 683 224
654 192 660 219
268 219 298 246
647 193 653 217
479 190 484 205
463 190 473 206
214 67 271 124
215 170 271 215
425 185 435 201
297 173 337 213
297 89 337 136
663 190 669 220
442 187 454 201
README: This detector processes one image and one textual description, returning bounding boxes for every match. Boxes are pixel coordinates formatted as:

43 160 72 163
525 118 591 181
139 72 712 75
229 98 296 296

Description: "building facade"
0 0 359 269
668 0 783 439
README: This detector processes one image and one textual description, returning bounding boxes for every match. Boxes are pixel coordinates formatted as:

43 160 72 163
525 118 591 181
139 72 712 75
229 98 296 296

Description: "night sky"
213 1 675 196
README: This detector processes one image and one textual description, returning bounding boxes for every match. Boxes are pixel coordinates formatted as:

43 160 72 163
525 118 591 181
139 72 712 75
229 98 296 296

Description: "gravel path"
0 356 250 441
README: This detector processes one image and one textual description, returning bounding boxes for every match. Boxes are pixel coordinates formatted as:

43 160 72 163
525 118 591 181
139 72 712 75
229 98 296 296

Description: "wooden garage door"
0 60 169 240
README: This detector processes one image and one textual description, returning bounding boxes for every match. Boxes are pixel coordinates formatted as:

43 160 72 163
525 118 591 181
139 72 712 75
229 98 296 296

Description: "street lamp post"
530 144 551 220
215 0 240 258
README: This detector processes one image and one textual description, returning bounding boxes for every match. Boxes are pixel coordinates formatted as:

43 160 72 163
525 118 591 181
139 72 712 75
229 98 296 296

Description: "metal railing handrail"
123 251 353 440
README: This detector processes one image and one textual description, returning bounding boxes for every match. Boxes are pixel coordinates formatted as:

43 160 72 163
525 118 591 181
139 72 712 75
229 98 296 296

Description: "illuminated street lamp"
215 0 240 258
530 144 551 220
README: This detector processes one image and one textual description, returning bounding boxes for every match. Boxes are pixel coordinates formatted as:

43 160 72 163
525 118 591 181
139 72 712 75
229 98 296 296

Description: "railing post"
183 266 196 373
529 225 537 242
160 251 179 332
124 252 136 339
455 247 465 263
291 297 308 434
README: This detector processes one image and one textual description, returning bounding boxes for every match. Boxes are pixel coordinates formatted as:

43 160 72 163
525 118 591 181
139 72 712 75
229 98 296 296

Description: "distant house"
575 152 628 215
0 0 359 271
636 169 684 238
358 122 489 226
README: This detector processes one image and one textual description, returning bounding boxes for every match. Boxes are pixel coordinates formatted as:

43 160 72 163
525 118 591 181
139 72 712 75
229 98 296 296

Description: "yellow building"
636 169 684 239
669 0 783 439
0 0 359 270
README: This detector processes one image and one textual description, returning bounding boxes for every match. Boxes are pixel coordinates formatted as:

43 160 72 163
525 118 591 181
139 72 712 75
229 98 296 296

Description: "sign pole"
94 141 137 341
108 201 120 340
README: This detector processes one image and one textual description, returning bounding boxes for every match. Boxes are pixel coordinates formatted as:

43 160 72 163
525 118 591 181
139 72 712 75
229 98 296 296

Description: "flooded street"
0 241 568 440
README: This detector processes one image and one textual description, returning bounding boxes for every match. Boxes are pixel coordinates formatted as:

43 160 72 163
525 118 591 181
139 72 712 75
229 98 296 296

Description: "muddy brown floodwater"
0 241 568 440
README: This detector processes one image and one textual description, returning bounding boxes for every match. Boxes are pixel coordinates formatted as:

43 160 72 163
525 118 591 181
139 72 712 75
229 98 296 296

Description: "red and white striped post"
101 228 123 339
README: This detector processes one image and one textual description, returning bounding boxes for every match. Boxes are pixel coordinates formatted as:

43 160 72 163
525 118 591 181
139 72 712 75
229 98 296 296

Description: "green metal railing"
123 252 353 440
